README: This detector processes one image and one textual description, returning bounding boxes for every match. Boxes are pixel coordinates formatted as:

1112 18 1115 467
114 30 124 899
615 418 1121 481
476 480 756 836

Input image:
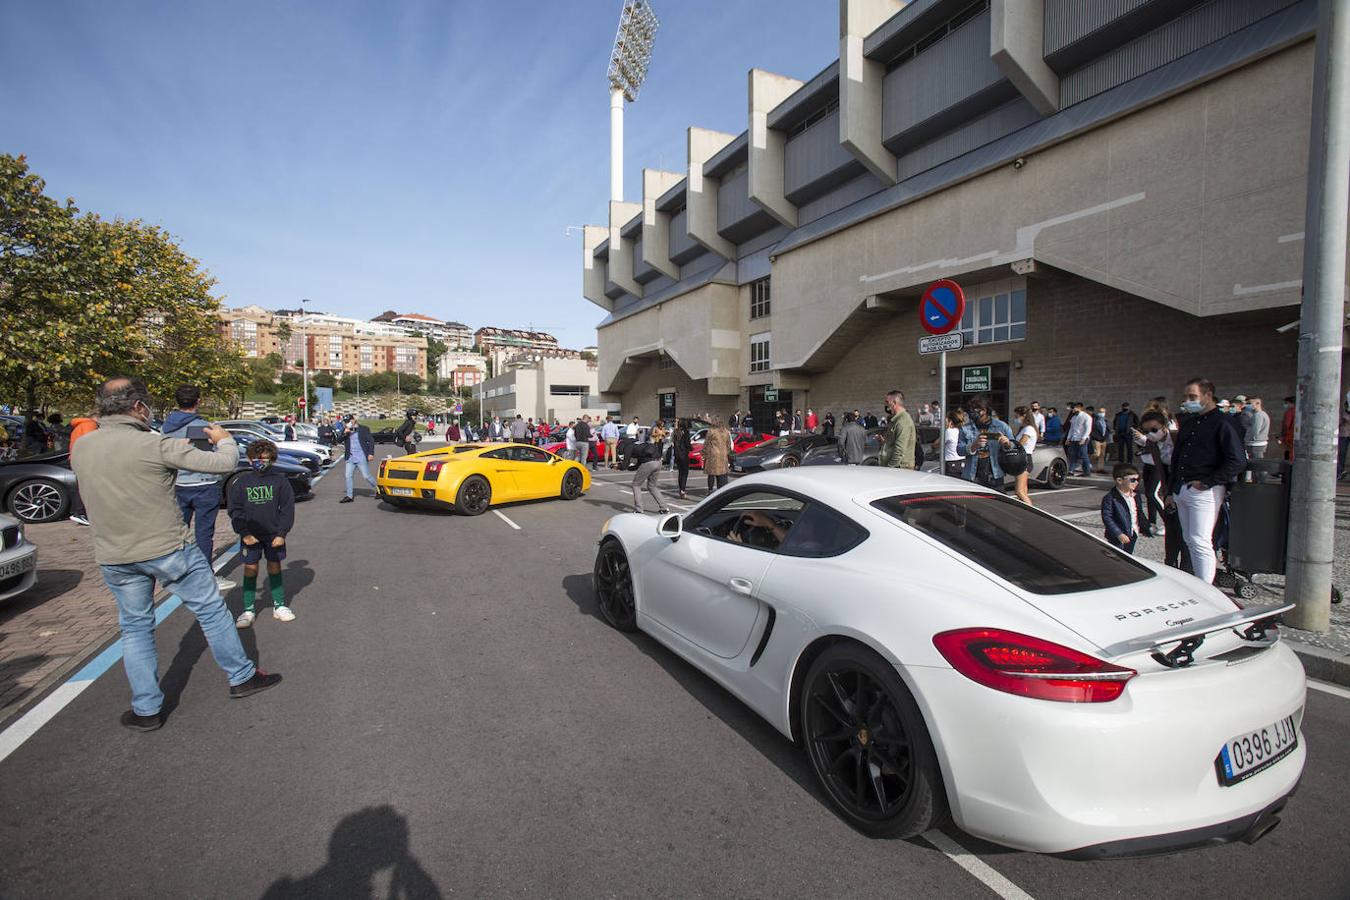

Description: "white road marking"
493 510 521 530
922 830 1035 900
0 682 93 764
1307 679 1350 700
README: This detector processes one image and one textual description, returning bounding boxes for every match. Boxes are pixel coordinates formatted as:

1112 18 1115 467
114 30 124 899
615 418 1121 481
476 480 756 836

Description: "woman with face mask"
1132 409 1183 563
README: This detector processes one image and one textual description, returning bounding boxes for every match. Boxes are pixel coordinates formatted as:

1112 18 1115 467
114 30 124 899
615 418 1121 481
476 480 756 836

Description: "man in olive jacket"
71 377 281 732
877 390 916 469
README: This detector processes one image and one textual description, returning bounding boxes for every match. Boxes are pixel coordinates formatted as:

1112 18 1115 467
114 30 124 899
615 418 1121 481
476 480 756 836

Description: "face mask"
1179 399 1204 414
1146 429 1166 442
250 459 272 472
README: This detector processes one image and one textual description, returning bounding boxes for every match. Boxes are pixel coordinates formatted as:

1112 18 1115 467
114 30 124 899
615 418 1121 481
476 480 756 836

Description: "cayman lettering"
246 485 275 504
1113 598 1200 621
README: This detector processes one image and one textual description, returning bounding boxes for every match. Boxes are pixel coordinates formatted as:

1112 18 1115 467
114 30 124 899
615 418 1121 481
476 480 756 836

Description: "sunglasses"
1121 476 1140 482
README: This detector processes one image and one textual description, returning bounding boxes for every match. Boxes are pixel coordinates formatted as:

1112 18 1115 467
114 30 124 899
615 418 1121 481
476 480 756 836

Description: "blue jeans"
100 544 256 715
345 454 374 497
1071 441 1092 475
176 483 220 563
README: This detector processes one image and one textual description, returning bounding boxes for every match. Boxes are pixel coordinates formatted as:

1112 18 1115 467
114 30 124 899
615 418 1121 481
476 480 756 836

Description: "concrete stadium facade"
582 0 1344 427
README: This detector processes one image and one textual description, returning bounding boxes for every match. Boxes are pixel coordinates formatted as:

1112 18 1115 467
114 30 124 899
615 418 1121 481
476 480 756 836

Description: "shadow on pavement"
159 560 314 716
559 572 819 800
260 805 442 899
0 634 49 710
0 568 86 625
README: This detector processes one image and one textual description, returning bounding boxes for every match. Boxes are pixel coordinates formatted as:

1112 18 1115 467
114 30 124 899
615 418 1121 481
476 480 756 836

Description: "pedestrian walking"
1012 406 1037 506
600 417 620 468
838 413 867 464
805 408 819 433
1102 464 1151 554
672 419 693 499
1243 397 1271 481
702 415 732 493
822 411 835 439
1279 396 1295 460
1166 378 1247 584
1043 406 1063 444
1131 409 1173 533
876 390 916 469
1092 406 1110 472
957 395 1015 490
573 416 595 469
942 409 965 476
1029 401 1045 441
395 412 418 454
227 439 296 627
1113 403 1139 464
162 386 231 588
510 414 528 444
1066 403 1093 476
67 412 99 526
339 416 377 503
630 438 668 514
70 377 280 731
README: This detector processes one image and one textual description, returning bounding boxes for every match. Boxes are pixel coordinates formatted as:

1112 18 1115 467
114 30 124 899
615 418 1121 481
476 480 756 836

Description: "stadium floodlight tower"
606 0 659 202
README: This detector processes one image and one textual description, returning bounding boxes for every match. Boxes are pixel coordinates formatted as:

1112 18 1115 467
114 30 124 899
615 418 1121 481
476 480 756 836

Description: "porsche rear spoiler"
1099 603 1293 662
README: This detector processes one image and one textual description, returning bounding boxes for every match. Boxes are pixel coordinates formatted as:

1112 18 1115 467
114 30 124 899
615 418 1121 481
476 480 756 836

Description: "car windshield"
872 492 1154 595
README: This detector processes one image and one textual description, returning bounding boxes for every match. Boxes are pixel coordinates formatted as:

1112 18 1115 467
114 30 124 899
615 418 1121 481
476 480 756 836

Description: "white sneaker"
216 578 236 592
235 610 256 629
272 606 296 622
69 515 91 526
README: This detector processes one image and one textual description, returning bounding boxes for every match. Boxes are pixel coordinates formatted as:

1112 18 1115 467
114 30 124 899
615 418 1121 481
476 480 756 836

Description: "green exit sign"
763 388 778 402
961 366 991 393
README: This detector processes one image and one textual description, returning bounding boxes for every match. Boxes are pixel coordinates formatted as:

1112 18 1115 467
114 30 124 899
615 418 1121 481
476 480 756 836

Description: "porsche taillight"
933 628 1136 703
424 461 445 480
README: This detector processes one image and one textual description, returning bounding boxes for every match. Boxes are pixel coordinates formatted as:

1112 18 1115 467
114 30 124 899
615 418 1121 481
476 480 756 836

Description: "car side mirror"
658 512 682 541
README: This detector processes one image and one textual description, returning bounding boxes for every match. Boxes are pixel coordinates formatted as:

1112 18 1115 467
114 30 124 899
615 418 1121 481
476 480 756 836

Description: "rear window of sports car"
872 493 1154 595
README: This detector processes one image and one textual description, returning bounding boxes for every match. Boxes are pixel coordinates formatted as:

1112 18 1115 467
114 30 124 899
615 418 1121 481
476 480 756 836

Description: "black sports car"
0 452 80 524
373 429 421 446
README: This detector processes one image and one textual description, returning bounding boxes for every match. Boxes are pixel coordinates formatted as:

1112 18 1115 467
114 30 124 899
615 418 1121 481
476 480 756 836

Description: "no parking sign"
919 279 965 336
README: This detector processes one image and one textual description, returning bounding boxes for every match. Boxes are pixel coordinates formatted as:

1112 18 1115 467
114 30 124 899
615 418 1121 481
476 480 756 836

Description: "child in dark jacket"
227 440 296 627
1102 463 1152 554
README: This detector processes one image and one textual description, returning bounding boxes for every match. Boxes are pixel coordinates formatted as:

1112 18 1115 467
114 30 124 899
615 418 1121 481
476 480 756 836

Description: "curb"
1286 640 1350 688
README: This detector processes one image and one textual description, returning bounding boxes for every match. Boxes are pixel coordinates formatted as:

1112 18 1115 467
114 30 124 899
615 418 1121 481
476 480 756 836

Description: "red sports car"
541 440 603 463
688 430 775 469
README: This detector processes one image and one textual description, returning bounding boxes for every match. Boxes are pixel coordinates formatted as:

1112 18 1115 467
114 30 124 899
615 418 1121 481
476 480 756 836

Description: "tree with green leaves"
425 337 447 379
0 153 247 414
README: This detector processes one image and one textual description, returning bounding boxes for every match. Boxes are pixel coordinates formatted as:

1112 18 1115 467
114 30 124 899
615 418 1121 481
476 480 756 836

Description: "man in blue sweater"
162 385 231 588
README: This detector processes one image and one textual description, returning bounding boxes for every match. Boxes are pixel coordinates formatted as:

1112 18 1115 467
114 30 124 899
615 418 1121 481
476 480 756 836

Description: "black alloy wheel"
8 478 70 524
781 455 801 468
593 539 638 632
1045 458 1067 489
455 475 492 516
801 643 947 838
561 468 584 500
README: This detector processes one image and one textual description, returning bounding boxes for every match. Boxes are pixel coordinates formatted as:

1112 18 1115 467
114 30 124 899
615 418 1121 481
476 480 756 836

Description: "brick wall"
806 269 1305 418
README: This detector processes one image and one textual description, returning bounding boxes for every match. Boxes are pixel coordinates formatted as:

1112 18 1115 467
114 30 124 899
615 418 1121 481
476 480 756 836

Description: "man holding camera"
956 395 1015 490
72 377 281 731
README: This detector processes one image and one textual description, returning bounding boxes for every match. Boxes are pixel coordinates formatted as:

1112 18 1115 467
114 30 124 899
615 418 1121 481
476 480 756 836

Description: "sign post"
919 279 966 427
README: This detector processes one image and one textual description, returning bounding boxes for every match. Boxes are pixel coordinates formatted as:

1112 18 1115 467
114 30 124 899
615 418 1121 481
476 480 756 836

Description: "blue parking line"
69 540 242 683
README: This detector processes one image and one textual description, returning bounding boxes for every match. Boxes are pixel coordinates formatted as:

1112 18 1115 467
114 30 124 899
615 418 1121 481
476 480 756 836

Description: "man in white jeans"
1166 378 1248 583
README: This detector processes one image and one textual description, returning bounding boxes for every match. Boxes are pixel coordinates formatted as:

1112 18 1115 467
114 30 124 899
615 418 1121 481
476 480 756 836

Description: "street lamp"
606 0 659 202
300 298 311 424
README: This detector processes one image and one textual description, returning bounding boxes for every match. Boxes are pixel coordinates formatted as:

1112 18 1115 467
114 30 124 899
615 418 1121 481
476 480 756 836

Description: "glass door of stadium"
946 362 1011 421
749 386 792 435
658 392 676 422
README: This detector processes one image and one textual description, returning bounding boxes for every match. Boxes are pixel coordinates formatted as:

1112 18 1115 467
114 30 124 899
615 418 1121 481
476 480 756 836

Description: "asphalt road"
0 450 1346 899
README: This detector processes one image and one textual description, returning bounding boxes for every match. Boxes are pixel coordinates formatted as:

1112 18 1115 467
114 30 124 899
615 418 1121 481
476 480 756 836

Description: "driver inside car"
727 509 790 549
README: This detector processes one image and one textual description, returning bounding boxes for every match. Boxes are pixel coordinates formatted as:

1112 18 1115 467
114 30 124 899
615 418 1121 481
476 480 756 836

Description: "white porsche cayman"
592 467 1306 857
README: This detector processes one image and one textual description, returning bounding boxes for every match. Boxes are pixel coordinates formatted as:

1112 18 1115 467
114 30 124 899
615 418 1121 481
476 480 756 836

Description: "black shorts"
241 539 287 564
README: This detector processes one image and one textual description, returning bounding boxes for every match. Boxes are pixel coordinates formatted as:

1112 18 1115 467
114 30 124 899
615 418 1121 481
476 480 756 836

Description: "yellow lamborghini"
375 443 591 514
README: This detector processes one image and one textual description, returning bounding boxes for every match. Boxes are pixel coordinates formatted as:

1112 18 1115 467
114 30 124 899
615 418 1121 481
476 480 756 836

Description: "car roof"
725 466 994 508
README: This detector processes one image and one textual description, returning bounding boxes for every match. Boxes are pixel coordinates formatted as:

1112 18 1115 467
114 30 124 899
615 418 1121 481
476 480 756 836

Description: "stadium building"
581 0 1342 427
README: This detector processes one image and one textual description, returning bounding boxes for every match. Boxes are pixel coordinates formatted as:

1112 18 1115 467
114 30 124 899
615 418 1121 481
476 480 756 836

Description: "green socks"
242 573 257 613
269 572 285 608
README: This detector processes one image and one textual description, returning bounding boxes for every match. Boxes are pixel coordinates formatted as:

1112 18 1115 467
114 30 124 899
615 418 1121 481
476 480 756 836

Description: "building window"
658 355 675 370
750 277 771 320
885 0 988 72
549 385 590 397
956 287 1027 347
786 98 840 138
750 332 771 373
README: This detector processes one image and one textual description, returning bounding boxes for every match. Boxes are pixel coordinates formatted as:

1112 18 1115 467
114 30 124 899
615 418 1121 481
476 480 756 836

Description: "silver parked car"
0 513 38 601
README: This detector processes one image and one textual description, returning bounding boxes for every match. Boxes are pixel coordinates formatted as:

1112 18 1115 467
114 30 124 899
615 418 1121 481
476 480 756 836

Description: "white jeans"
1175 483 1226 584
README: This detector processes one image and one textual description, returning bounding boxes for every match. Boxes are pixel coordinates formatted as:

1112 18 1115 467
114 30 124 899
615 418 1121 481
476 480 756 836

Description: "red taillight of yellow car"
424 460 445 480
933 628 1136 703
379 459 388 477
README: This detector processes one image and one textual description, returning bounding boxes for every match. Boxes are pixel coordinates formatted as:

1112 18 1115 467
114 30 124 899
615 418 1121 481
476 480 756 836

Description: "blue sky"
1 1 837 350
